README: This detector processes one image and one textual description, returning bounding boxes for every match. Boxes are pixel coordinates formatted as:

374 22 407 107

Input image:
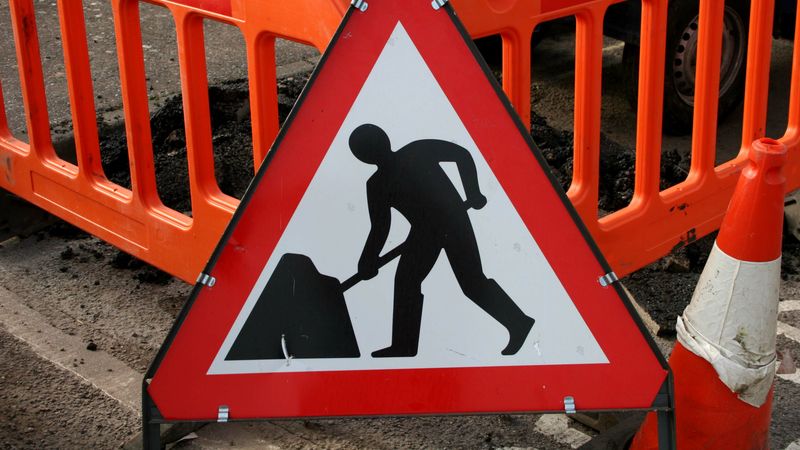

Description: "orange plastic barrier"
456 0 800 275
0 0 349 283
0 0 799 283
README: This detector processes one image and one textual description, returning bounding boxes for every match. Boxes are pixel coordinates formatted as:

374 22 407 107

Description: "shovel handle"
340 243 405 292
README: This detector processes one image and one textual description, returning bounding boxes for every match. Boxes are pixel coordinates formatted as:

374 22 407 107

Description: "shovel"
225 243 404 361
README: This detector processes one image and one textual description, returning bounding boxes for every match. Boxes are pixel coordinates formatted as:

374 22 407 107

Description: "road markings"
0 286 141 414
778 370 800 384
780 300 800 312
777 299 800 386
778 321 800 345
534 414 593 448
776 299 800 386
0 283 795 433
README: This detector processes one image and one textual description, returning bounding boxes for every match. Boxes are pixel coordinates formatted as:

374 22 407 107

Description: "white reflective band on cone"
677 243 780 407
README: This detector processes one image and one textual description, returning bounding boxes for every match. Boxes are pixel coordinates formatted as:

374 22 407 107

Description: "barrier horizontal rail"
0 0 798 283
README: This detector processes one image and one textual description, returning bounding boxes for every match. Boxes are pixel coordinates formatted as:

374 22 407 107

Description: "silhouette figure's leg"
372 230 442 358
444 217 535 356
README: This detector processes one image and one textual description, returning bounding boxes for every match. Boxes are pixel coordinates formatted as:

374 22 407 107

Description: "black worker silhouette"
224 124 535 362
351 124 535 358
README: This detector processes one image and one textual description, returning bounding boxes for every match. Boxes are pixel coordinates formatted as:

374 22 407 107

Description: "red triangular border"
147 0 668 421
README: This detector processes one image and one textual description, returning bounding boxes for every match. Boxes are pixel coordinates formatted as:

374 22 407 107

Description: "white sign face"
208 22 607 375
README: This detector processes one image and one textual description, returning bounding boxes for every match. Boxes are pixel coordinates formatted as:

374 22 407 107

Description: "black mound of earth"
531 113 690 214
86 76 309 215
91 72 693 219
42 71 800 326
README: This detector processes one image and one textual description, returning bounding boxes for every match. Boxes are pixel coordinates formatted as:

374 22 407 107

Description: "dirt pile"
40 224 172 288
46 72 800 333
87 69 691 219
531 112 690 214
91 76 309 214
625 226 800 334
529 112 800 332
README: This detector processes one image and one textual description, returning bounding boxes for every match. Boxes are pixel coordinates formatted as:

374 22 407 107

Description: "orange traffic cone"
630 138 787 449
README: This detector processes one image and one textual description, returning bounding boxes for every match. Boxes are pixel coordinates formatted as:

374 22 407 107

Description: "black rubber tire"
622 0 749 136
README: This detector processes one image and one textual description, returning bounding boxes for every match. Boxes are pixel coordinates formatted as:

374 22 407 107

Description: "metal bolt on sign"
351 0 368 12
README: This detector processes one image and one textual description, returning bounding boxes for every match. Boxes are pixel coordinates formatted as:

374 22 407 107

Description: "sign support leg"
656 409 675 450
142 383 162 450
656 373 676 450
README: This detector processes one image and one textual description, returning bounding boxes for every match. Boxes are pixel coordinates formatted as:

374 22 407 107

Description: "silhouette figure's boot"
469 279 534 355
372 293 424 358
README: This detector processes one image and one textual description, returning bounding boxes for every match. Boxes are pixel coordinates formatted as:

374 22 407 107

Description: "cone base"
630 343 773 450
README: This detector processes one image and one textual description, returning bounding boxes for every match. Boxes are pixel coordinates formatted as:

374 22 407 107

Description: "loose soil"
42 69 800 334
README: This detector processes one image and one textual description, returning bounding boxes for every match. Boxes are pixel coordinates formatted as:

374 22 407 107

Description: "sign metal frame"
142 2 675 448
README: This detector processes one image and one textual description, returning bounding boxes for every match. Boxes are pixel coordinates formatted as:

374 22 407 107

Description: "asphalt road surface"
1 1 799 449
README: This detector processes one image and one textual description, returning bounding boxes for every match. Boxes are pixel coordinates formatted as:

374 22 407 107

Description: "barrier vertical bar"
784 2 800 143
57 0 104 181
173 9 227 219
8 0 54 157
740 0 776 151
688 0 725 178
246 33 279 170
0 79 9 139
501 27 533 129
782 4 800 188
632 0 667 204
110 0 160 208
568 7 603 218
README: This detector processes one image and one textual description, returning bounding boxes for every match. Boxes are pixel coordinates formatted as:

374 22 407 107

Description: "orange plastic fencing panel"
458 0 800 275
0 0 798 283
0 0 348 282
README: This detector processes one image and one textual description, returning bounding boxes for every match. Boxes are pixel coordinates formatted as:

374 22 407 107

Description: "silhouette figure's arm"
358 179 390 280
429 141 487 209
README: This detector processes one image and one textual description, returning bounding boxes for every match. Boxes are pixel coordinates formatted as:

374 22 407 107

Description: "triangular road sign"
147 0 669 421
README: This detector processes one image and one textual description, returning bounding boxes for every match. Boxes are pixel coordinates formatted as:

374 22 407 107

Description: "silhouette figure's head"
349 124 391 166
